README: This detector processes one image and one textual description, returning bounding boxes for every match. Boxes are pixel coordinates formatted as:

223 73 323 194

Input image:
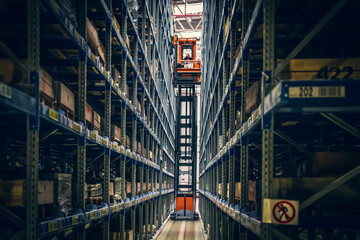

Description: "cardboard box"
137 141 141 154
86 18 100 53
93 110 101 131
109 181 114 196
312 152 360 177
245 81 261 115
278 58 360 81
248 180 261 202
112 124 122 143
137 101 141 113
0 59 14 83
126 135 131 149
54 81 75 113
39 67 54 99
235 182 241 200
0 180 53 207
126 182 131 194
126 230 134 240
86 103 93 124
113 67 121 84
88 183 102 197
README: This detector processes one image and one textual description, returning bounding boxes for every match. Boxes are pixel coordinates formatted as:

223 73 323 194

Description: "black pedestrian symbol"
278 203 289 221
272 201 296 224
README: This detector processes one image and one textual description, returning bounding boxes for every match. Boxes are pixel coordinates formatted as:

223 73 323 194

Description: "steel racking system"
199 0 360 239
0 0 176 239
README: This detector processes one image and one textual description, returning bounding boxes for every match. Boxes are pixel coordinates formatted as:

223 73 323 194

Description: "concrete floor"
156 220 205 240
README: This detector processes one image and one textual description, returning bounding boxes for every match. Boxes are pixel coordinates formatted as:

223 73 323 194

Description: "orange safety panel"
176 197 194 212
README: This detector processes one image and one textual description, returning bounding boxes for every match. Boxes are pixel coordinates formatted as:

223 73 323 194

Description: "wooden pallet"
87 196 103 206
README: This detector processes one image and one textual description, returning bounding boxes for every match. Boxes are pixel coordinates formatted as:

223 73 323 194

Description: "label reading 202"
289 86 345 98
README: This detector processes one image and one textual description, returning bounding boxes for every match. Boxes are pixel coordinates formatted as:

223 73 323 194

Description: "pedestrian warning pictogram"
262 199 299 225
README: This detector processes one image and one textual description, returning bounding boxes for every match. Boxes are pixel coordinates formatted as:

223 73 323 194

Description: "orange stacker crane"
171 36 200 220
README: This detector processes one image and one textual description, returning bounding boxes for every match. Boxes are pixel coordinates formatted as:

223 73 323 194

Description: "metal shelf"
199 0 360 239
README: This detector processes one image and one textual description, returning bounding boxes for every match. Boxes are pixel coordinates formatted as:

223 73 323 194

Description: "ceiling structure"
172 0 203 39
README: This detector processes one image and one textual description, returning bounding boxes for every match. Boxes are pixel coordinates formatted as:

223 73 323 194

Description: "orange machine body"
176 197 194 212
176 37 201 83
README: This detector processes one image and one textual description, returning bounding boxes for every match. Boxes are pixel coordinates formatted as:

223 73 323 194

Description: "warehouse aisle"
157 220 205 240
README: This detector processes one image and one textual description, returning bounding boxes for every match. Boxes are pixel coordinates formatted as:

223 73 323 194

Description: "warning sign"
262 199 299 225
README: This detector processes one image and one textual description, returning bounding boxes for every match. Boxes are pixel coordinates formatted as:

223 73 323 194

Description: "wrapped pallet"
41 173 72 215
113 178 121 198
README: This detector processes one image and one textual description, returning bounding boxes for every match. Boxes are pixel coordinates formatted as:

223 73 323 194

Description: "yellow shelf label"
102 138 107 145
48 221 58 232
72 122 80 132
74 30 81 43
49 108 59 121
90 211 95 219
102 209 106 215
49 0 60 16
90 132 96 140
112 206 116 212
72 217 79 225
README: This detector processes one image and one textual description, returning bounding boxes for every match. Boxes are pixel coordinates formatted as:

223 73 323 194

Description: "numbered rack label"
288 86 345 98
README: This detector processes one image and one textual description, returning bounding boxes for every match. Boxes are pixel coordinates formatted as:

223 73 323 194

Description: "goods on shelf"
126 182 131 194
312 152 360 177
0 59 14 83
93 109 101 131
245 81 261 115
277 58 360 81
41 173 72 215
273 177 360 207
39 68 54 105
86 103 93 125
137 141 141 154
56 0 77 28
248 180 261 203
113 16 120 33
235 182 241 200
125 230 134 240
87 183 102 197
113 67 130 97
0 179 53 207
126 135 131 149
53 80 75 115
109 181 114 195
111 124 122 143
113 178 121 197
86 18 106 64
